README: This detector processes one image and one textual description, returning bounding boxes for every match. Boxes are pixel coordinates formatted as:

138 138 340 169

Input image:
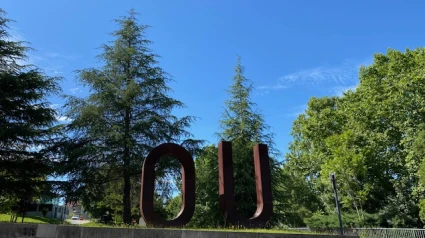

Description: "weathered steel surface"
140 143 195 227
140 141 272 228
218 141 273 228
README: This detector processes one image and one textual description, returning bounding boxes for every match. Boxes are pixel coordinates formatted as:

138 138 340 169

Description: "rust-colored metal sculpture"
140 143 195 227
140 141 273 228
218 141 273 228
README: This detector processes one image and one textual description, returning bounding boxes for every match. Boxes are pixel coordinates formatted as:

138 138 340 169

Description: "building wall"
26 204 69 220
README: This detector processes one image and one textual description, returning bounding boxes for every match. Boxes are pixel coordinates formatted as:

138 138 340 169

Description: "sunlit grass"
80 221 114 227
0 215 312 235
179 227 312 234
0 214 62 224
80 221 312 234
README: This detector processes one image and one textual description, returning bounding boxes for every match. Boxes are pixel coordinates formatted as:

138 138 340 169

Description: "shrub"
42 208 48 217
304 212 379 229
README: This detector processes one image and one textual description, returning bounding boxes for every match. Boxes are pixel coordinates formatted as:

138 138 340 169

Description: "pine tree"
59 10 200 224
193 57 284 227
219 56 274 144
0 9 61 221
218 56 280 219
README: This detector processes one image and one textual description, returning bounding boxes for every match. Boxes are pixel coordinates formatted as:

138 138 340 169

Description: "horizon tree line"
2 8 425 229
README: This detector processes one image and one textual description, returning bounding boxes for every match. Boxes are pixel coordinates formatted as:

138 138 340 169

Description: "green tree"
218 56 278 218
286 48 425 227
277 165 321 227
321 130 368 220
76 164 141 223
194 57 284 227
0 9 61 222
191 144 223 227
58 10 201 224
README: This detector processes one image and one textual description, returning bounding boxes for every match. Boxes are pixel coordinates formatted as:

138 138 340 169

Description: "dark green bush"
304 212 379 228
41 208 48 217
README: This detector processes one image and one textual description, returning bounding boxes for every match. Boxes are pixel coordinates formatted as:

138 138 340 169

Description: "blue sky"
3 0 425 160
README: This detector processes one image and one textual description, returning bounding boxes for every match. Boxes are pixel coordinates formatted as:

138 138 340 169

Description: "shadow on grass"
25 216 62 224
0 213 66 225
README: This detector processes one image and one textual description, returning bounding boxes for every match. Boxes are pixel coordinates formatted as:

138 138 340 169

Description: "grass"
180 228 312 234
0 214 312 235
81 221 113 227
80 221 312 235
0 214 62 224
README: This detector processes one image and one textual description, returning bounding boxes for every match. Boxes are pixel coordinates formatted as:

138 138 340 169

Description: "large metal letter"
140 143 195 227
218 141 273 228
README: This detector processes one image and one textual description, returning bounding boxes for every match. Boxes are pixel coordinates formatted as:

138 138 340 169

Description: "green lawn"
0 214 62 224
80 222 312 234
81 222 114 227
0 215 312 235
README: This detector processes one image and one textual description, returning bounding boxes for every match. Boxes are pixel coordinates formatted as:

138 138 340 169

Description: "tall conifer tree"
0 9 61 221
60 10 200 224
194 57 284 227
218 56 281 219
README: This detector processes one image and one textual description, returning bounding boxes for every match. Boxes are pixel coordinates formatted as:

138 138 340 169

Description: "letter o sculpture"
140 143 195 227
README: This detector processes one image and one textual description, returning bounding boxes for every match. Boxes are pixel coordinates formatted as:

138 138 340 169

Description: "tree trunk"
349 191 362 222
21 212 25 223
123 168 132 224
122 107 132 224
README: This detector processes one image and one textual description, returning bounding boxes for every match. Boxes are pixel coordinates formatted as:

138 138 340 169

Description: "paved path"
66 219 91 225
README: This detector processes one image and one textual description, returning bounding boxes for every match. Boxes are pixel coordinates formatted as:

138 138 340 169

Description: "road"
66 219 91 225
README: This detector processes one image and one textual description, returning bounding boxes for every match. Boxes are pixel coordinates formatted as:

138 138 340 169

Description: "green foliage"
6 4 425 230
219 57 274 217
41 208 48 217
0 214 62 224
305 212 379 229
164 195 181 219
378 186 420 228
193 57 284 227
191 144 223 227
56 9 201 224
418 199 425 226
79 169 141 222
0 8 61 220
285 47 425 227
275 166 321 227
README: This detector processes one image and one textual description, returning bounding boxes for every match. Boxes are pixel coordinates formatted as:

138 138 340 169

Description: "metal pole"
330 173 344 235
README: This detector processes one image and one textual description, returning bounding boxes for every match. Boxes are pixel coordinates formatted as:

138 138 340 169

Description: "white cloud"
33 52 73 75
331 84 358 97
70 87 81 94
6 28 30 66
50 104 71 123
5 27 77 75
6 27 25 42
282 104 308 118
45 52 78 61
50 103 62 109
56 115 72 123
257 59 372 96
28 145 44 152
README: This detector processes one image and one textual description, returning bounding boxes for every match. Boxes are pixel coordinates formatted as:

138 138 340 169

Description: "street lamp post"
330 173 343 235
